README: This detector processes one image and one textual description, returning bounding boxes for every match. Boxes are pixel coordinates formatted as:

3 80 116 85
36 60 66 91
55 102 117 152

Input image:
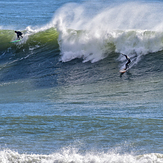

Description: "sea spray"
50 1 163 63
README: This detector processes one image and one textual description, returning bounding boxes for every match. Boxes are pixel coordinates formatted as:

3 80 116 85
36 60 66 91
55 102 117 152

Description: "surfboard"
120 69 127 73
10 39 22 43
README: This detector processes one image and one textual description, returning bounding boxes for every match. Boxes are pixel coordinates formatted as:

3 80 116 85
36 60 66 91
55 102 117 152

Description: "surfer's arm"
122 54 127 58
122 54 130 61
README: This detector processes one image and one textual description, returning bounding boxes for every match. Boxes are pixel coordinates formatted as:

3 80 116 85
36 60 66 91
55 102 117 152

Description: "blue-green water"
1 0 163 162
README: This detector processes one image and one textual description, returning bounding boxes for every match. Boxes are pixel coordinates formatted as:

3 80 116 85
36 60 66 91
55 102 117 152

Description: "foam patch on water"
0 149 163 163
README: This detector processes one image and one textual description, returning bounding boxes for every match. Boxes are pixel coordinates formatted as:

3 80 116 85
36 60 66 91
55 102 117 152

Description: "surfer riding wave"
15 31 23 40
122 54 131 70
119 54 131 77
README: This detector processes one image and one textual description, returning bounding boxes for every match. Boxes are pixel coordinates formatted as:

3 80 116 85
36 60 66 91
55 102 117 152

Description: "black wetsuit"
124 55 131 70
15 31 23 39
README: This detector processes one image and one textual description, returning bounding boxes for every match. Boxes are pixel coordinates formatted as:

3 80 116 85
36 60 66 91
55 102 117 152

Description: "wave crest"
51 1 163 63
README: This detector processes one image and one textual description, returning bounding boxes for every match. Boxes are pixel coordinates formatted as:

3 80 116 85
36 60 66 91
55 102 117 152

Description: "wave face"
2 28 163 66
0 28 59 51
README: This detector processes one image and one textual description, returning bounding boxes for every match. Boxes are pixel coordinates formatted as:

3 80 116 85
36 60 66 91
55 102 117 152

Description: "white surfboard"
119 69 127 73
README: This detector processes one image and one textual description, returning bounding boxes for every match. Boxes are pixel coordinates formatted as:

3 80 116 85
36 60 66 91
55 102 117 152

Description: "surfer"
122 54 131 70
15 31 23 40
120 54 131 77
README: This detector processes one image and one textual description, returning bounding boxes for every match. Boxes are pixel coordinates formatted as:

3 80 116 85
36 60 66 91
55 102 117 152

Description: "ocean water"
1 0 163 162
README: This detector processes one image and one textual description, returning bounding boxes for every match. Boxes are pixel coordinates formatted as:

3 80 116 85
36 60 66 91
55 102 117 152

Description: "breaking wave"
0 149 163 163
1 1 163 65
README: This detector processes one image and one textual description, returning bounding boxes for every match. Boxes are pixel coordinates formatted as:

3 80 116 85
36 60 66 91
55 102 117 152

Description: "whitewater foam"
0 149 163 163
49 1 163 63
